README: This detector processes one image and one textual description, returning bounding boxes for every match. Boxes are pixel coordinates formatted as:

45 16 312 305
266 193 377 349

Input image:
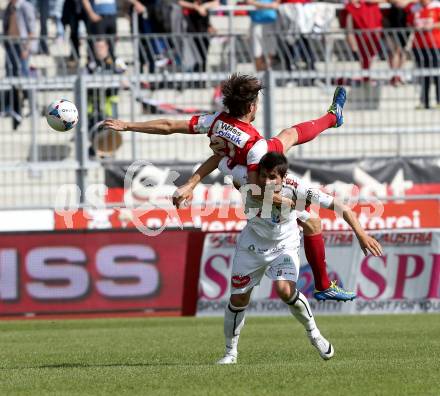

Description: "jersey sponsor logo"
255 244 285 255
213 121 251 148
231 274 251 288
276 269 295 277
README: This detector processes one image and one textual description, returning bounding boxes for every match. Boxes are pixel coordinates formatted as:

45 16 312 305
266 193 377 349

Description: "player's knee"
275 282 295 303
230 293 250 308
276 127 297 151
302 217 322 235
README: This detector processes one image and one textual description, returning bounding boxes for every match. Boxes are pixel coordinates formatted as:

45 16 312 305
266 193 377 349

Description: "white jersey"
242 172 334 241
244 185 300 241
229 170 334 292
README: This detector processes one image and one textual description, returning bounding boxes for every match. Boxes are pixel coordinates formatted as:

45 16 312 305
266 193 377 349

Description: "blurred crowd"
2 0 440 112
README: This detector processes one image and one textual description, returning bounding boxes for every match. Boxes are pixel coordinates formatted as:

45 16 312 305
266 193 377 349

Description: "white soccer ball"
46 99 79 132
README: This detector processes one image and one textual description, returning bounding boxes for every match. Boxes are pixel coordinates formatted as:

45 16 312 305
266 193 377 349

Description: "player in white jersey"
216 152 383 364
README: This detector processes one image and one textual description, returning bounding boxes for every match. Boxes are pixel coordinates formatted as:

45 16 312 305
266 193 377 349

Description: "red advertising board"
54 200 440 232
318 200 440 230
0 230 203 317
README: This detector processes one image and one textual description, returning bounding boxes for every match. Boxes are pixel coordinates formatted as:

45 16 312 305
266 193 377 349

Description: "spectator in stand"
278 0 316 81
387 1 409 84
32 0 50 54
87 38 123 157
343 0 383 82
178 0 220 73
50 0 67 41
3 0 37 129
4 0 37 78
247 0 280 71
407 0 440 109
386 0 411 86
82 0 118 59
127 0 169 74
62 0 88 64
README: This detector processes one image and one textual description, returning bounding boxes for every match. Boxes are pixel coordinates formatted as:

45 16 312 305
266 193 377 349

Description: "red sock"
294 113 336 145
304 234 331 291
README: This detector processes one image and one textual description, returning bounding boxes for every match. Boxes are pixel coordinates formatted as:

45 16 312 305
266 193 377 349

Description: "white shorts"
251 23 277 59
231 225 300 294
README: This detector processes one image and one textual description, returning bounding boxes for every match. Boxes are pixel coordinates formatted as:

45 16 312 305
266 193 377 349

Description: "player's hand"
358 234 383 257
101 119 128 131
172 184 194 208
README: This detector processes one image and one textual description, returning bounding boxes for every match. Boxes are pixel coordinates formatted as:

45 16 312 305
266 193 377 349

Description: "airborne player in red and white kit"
102 73 354 302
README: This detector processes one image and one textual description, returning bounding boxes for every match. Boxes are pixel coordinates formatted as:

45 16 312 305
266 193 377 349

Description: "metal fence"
0 28 440 208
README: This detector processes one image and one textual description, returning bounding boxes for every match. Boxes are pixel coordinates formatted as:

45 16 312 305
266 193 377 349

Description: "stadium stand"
0 0 439 207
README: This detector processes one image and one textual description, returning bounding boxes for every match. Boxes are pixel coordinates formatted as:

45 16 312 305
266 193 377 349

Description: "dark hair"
221 73 263 117
259 152 288 177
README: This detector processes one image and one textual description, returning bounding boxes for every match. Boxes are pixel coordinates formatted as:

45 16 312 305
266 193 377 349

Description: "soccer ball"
46 99 79 132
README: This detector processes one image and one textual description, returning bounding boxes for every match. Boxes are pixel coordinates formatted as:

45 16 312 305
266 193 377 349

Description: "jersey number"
210 135 236 158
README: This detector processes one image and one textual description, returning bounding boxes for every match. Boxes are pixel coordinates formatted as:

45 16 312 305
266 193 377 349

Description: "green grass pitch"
0 314 439 395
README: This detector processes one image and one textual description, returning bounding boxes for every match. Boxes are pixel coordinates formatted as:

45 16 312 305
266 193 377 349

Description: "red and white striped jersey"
189 111 283 172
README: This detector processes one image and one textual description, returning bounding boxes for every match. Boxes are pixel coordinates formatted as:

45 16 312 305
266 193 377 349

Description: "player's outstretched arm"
172 155 222 208
292 177 383 256
331 199 384 257
101 118 191 135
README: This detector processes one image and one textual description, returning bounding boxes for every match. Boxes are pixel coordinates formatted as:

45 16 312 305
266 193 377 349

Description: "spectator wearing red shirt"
343 0 383 78
407 0 440 108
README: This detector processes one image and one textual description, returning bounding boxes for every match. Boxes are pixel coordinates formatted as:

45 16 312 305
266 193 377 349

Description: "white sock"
223 302 247 356
286 290 320 339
